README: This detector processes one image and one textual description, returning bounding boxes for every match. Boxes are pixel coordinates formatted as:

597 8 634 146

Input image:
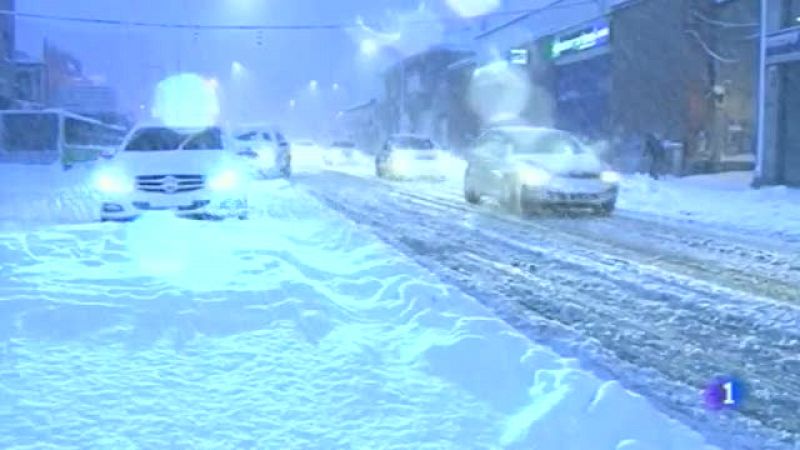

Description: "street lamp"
360 39 379 57
231 61 245 77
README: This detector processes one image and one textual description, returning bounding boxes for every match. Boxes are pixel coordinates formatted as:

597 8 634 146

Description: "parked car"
94 125 250 221
232 124 291 178
463 126 620 215
375 134 446 179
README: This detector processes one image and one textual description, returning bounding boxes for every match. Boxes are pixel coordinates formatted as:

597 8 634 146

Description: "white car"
464 126 620 215
375 134 447 180
232 124 291 178
94 125 250 221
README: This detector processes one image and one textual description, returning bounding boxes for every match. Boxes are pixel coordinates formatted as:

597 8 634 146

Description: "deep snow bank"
0 179 718 449
619 172 800 240
0 163 102 225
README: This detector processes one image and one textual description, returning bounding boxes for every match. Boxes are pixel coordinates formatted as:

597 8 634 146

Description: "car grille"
136 174 205 194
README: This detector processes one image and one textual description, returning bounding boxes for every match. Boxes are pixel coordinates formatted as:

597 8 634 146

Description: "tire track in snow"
302 171 800 450
357 173 800 305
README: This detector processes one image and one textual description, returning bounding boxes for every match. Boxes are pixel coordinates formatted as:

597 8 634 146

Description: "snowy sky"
14 0 494 121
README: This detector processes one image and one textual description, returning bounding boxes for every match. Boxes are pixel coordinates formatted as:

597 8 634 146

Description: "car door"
470 131 511 197
275 130 289 160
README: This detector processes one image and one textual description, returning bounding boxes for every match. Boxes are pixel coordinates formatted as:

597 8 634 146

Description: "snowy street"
1 171 753 450
0 162 797 448
297 168 800 449
4 1 799 448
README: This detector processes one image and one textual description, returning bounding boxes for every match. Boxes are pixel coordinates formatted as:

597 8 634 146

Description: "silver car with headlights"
463 126 620 215
375 134 445 180
94 125 250 221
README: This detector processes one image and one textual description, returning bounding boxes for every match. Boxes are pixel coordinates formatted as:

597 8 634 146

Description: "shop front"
759 0 800 186
547 20 612 139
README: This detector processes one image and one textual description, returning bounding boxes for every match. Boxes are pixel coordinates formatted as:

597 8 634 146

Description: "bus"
0 109 128 169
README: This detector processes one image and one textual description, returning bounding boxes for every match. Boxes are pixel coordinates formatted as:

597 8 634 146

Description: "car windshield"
502 129 586 155
125 127 223 151
390 136 434 150
2 3 797 450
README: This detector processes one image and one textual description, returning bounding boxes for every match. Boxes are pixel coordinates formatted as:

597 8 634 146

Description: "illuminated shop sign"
508 48 529 65
551 23 610 59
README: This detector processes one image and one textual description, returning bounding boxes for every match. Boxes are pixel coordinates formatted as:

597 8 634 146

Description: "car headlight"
390 154 410 170
600 170 622 184
208 170 239 190
518 167 552 186
94 172 133 194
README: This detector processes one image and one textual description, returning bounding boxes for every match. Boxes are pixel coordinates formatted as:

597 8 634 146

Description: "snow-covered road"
0 179 723 449
298 170 800 450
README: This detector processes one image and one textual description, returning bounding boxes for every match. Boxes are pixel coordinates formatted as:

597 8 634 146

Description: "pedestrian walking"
644 132 665 179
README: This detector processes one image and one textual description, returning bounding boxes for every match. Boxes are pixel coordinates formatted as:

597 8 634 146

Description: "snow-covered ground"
0 164 718 448
330 158 800 241
0 163 103 226
619 172 800 240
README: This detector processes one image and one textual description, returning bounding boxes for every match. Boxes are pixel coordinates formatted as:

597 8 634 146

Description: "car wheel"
503 175 523 215
375 161 387 178
464 187 481 204
464 175 481 205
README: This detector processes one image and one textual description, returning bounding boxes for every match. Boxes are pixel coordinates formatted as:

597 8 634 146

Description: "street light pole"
755 0 768 184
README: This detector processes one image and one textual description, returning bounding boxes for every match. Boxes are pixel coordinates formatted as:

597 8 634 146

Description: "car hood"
513 153 606 175
112 150 237 175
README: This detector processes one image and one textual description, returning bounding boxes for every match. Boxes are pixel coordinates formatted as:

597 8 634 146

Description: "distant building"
52 82 119 117
473 0 759 175
757 0 800 186
0 0 15 108
382 45 477 149
13 51 46 107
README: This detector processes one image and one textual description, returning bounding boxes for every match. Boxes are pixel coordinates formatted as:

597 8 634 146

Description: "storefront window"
783 0 800 28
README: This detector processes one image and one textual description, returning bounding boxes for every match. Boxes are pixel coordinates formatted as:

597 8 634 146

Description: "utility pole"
754 0 768 184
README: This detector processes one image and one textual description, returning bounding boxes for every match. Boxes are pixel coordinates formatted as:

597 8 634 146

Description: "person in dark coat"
644 132 665 179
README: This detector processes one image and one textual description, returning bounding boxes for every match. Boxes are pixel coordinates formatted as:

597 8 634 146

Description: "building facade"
382 45 476 148
0 0 15 108
473 0 759 175
757 0 800 186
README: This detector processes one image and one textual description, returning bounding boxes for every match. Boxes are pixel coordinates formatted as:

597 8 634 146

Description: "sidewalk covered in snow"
619 171 800 241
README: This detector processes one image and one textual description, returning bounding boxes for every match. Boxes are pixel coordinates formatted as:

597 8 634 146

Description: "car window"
389 136 434 150
125 127 184 151
473 132 511 160
125 127 222 151
236 131 258 141
504 129 586 155
182 128 223 150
